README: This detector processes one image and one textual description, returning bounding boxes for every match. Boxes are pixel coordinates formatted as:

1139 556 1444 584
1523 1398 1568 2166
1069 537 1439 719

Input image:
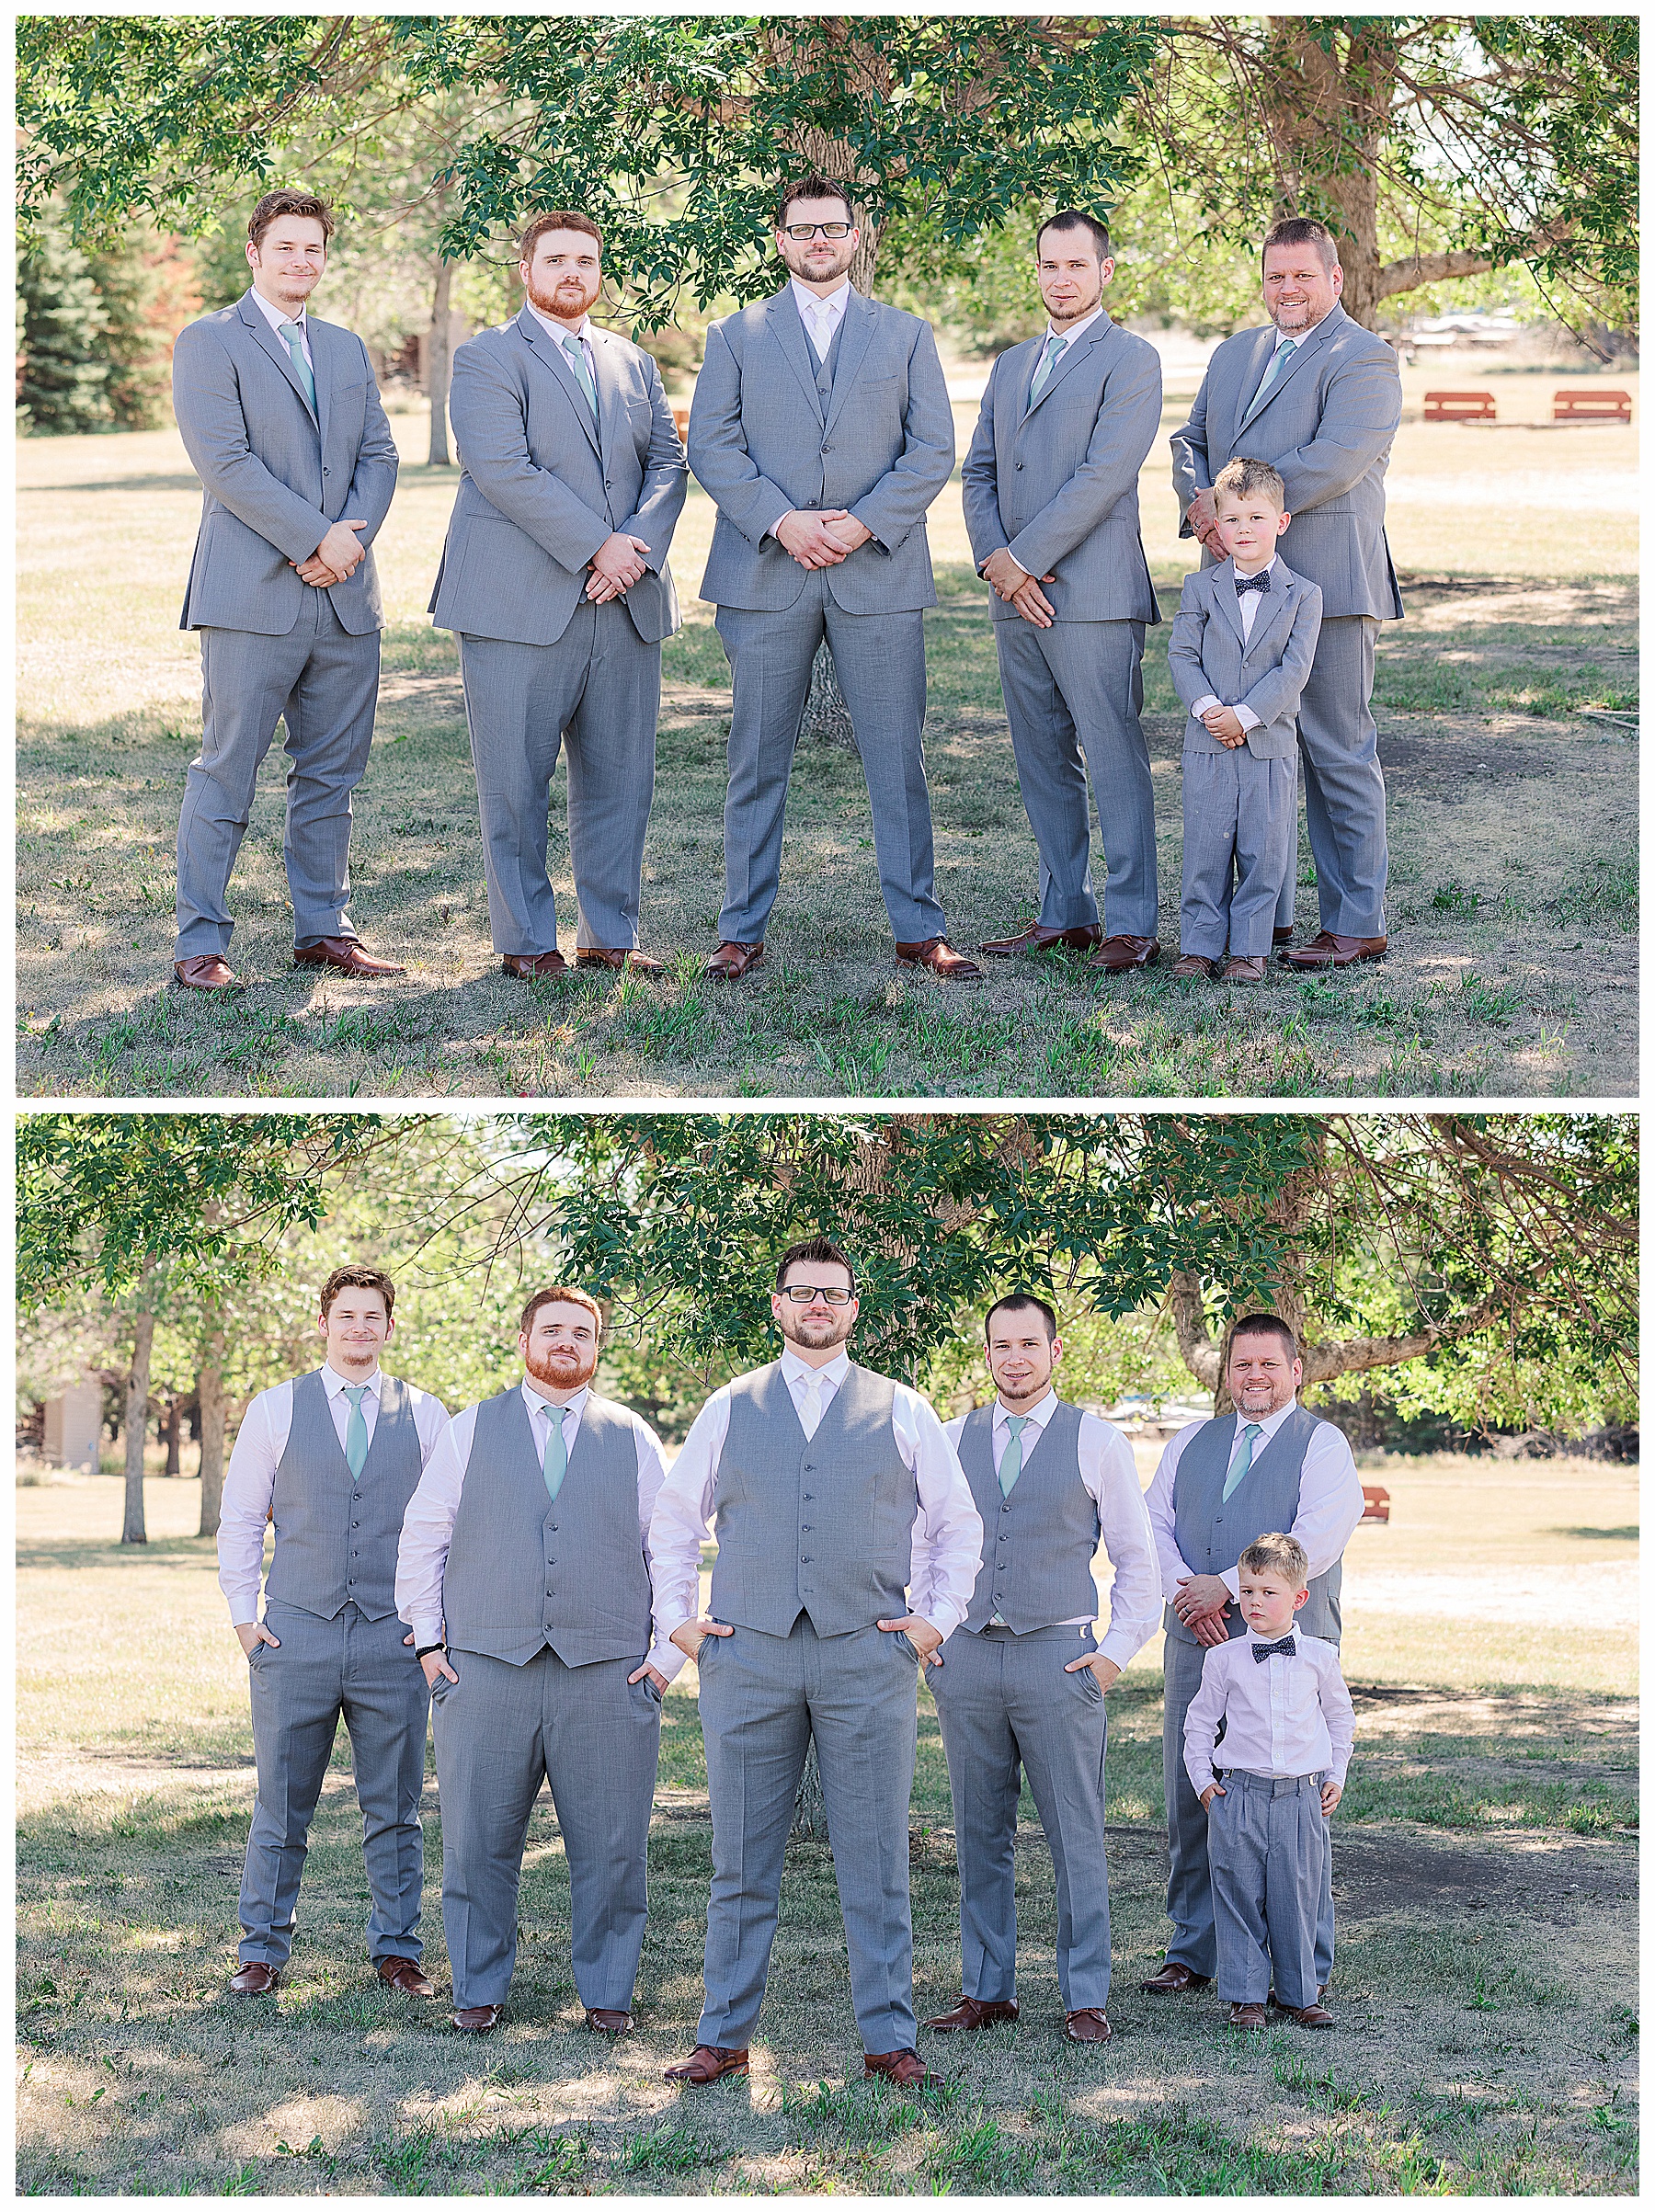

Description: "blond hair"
1238 1531 1309 1585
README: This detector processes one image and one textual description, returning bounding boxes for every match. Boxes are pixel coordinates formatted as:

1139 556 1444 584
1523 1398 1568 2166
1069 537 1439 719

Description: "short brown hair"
1037 209 1112 261
985 1292 1058 1345
776 174 856 230
519 1284 604 1340
774 1236 857 1294
248 189 336 253
1239 1531 1309 1586
1226 1313 1299 1364
518 210 603 263
1262 214 1340 271
1215 456 1287 510
318 1265 394 1322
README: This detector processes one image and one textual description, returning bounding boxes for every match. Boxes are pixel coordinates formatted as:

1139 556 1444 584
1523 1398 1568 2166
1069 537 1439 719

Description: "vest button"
550 1522 558 1532
803 1492 813 1500
801 1555 812 1563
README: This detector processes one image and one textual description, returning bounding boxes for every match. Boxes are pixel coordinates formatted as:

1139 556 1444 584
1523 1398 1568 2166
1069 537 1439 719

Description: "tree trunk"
1261 17 1397 328
800 641 859 753
162 1396 181 1477
427 256 454 467
196 1324 227 1539
121 1310 154 1545
790 1738 828 1842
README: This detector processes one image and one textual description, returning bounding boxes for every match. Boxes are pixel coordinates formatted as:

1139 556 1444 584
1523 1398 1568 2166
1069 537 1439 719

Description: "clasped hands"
1173 1571 1234 1648
1185 486 1224 552
291 517 368 587
587 530 654 603
981 546 1059 629
775 508 873 569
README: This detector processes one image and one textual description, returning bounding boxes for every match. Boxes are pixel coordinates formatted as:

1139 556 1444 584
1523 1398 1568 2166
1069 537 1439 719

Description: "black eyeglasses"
778 1283 854 1306
782 222 852 241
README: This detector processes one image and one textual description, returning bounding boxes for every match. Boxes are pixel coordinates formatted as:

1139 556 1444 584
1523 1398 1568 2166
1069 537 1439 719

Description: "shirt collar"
250 288 306 336
528 302 591 347
1245 1622 1300 1646
322 1363 381 1397
1232 554 1280 586
1044 303 1107 349
780 1346 850 1390
1235 1397 1297 1441
521 1376 588 1421
791 276 850 320
996 1385 1058 1429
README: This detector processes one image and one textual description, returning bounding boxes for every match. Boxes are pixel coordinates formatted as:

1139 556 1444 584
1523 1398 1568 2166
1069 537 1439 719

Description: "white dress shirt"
1181 1625 1355 1793
1145 1401 1365 1607
648 1350 985 1682
526 301 597 393
248 287 314 371
217 1365 451 1625
942 1389 1160 1668
394 1379 675 1673
1190 554 1283 730
789 275 851 362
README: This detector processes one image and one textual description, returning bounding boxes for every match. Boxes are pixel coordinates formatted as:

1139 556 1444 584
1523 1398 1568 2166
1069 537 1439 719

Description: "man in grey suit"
171 188 403 990
651 1237 983 2091
432 211 687 978
962 211 1166 973
395 1288 675 2035
1170 216 1403 969
215 1266 451 1997
1140 1315 1364 2002
688 176 981 983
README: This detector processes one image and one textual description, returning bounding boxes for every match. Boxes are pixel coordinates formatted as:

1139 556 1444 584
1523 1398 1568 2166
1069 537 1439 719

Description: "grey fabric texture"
1167 561 1323 758
440 1387 653 1669
990 614 1158 939
456 610 661 955
1179 748 1299 958
173 291 398 638
931 1621 1112 2010
239 1597 429 1967
707 1362 914 1637
175 527 382 961
688 286 954 614
954 1401 1103 1633
1284 612 1387 937
430 1644 661 2010
713 574 943 944
1165 1408 1342 1647
961 318 1162 624
1207 1769 1330 2009
430 307 686 648
695 1616 921 2051
264 1370 426 1624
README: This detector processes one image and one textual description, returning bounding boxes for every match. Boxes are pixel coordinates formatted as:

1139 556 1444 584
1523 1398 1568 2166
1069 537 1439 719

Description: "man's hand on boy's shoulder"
1320 1778 1343 1818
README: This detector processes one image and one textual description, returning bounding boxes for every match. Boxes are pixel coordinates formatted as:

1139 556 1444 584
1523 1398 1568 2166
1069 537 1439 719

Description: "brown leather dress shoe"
864 2047 934 2090
585 2007 633 2034
924 1994 1020 2032
896 936 984 982
175 953 238 991
1087 934 1160 973
1139 1960 1211 1994
1223 954 1268 983
576 948 664 976
376 1956 434 1997
1278 2001 1335 2029
1273 925 1295 947
664 2044 748 2085
451 2003 502 2033
501 950 570 979
1280 930 1387 971
1065 2008 1113 2043
977 922 1101 958
703 941 765 980
229 1962 280 1996
293 936 405 976
1171 952 1216 980
1227 2001 1268 2030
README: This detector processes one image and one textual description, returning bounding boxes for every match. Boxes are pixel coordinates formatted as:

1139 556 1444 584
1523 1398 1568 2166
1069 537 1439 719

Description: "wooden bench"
672 405 691 444
1422 390 1496 423
1553 388 1632 425
1361 1485 1391 1523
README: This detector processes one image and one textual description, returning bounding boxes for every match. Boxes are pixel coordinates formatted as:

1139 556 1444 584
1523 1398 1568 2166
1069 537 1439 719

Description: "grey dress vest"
1165 1406 1341 1646
264 1370 424 1623
708 1362 916 1637
956 1399 1101 1633
440 1386 652 1668
806 302 849 419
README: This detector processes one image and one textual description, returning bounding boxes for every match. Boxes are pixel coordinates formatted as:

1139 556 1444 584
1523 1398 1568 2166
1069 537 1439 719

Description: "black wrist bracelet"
416 1643 445 1659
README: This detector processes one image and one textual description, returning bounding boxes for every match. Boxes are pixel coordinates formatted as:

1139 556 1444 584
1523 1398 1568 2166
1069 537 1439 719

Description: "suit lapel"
239 291 319 428
822 292 877 438
1020 319 1105 427
588 328 628 468
766 290 826 416
517 306 600 456
1238 570 1295 664
1228 325 1279 445
1211 563 1247 647
307 314 336 450
1238 305 1343 436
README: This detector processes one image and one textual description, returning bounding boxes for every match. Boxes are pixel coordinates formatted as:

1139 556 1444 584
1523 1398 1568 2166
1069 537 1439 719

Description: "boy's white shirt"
1190 555 1283 728
1181 1624 1355 1796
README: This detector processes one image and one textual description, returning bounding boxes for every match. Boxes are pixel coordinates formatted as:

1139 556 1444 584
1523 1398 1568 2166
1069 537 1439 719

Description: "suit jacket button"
1014 461 1024 469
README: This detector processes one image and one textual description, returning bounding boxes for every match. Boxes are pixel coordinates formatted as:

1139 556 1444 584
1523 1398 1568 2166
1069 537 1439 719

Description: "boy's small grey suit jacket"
1168 560 1323 757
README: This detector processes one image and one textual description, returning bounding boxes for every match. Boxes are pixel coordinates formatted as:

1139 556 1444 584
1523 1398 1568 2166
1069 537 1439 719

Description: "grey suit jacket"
173 291 398 637
1168 559 1323 758
961 316 1161 624
687 286 954 613
1169 303 1403 621
430 309 686 648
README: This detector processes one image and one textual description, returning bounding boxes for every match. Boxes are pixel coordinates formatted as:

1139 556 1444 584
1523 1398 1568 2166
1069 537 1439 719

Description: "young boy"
1182 1531 1354 2031
1167 458 1322 983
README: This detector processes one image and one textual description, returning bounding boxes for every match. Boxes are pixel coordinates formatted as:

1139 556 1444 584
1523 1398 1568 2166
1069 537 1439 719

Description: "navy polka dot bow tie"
1252 1635 1296 1662
1235 569 1273 595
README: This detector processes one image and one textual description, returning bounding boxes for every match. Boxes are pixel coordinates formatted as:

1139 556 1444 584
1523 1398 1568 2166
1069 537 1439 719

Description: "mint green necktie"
279 319 316 414
999 1413 1031 1498
561 332 599 418
1222 1421 1263 1502
342 1385 369 1478
1028 331 1065 404
1250 336 1297 413
542 1405 568 1502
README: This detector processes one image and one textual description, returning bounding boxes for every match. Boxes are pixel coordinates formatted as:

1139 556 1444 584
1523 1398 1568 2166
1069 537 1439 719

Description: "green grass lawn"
15 401 1638 1099
17 1454 1638 2195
